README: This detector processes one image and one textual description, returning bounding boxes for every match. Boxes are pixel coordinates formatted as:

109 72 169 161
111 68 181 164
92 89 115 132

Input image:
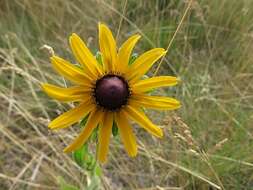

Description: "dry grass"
0 0 253 189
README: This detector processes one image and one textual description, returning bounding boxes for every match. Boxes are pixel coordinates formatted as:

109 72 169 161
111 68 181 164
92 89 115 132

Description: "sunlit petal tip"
41 83 57 93
50 55 56 62
148 125 163 138
171 99 181 108
157 128 164 138
48 120 65 130
40 83 48 90
157 49 167 58
69 33 80 43
132 34 141 40
153 48 166 54
136 34 141 38
63 147 71 153
133 35 141 45
41 83 53 96
99 23 115 41
48 123 58 130
62 145 74 153
125 34 141 46
51 55 63 61
98 23 106 33
50 56 58 66
50 56 62 65
176 101 182 108
129 151 138 157
98 156 107 164
69 34 74 43
70 32 78 37
99 22 108 30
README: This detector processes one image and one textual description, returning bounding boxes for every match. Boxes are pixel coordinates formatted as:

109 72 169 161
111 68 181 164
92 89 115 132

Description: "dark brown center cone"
94 75 130 111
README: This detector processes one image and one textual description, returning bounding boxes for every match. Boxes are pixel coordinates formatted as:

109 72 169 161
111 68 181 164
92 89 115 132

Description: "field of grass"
0 0 253 189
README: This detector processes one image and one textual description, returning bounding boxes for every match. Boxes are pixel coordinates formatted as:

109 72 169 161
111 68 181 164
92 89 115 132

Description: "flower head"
42 23 180 163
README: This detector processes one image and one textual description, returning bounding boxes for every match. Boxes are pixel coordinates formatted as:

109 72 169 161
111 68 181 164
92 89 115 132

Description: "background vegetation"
0 0 253 189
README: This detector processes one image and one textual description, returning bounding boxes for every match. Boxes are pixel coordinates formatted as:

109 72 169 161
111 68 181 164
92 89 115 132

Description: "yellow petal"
126 48 166 82
50 56 92 86
99 23 117 72
117 34 141 73
115 112 137 157
132 76 179 93
97 112 113 163
64 109 104 153
130 94 181 110
48 101 95 130
41 83 91 102
123 105 163 138
69 33 102 78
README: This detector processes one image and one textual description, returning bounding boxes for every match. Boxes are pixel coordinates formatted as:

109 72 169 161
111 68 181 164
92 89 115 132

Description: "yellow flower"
42 23 180 163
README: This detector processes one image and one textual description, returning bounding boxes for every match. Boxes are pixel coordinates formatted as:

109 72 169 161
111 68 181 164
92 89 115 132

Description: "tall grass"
0 0 253 189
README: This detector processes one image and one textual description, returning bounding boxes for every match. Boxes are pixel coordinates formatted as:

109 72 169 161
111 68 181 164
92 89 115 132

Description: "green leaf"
128 53 138 65
72 144 88 167
85 154 94 170
95 164 102 177
90 126 99 141
112 121 118 137
95 51 103 66
58 176 79 190
80 114 89 127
